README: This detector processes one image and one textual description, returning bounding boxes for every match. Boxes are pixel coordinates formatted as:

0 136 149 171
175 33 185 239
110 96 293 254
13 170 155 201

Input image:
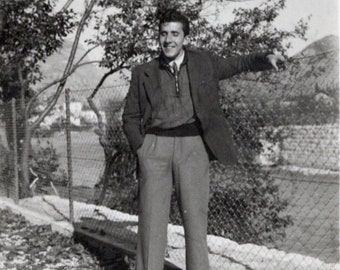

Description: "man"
122 10 284 270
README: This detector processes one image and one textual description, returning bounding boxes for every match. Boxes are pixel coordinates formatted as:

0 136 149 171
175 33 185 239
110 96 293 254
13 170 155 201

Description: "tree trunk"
20 124 32 198
2 98 28 198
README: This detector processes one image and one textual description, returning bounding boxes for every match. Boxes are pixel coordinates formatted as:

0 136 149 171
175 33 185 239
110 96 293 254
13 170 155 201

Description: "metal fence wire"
0 50 339 269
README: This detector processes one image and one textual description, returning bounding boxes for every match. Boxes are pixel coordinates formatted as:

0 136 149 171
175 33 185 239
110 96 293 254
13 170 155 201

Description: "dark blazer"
122 49 272 166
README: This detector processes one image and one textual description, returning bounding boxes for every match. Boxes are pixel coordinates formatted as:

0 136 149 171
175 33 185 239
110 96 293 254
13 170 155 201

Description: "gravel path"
0 207 101 270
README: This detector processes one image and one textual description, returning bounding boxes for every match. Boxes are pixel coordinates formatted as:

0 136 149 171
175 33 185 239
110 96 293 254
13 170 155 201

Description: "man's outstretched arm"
211 52 285 80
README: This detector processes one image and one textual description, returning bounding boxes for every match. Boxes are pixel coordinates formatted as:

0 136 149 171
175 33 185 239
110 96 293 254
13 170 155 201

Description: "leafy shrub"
30 138 67 188
92 114 138 213
220 93 284 162
198 92 292 245
0 136 67 197
96 172 138 214
0 142 14 197
92 99 144 212
208 163 292 245
230 85 339 127
167 162 292 246
275 93 339 126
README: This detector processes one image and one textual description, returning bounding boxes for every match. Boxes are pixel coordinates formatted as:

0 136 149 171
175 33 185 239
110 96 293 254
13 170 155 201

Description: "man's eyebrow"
159 29 181 35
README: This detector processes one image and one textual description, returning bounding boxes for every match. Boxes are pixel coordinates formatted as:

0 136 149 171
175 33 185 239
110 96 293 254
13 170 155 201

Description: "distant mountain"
294 35 339 57
34 39 129 108
288 35 339 95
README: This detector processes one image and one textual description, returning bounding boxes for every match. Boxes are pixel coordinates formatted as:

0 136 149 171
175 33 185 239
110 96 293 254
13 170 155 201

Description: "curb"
0 196 74 237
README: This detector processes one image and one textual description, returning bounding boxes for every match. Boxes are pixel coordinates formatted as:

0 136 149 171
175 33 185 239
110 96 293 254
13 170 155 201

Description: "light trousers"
136 134 210 270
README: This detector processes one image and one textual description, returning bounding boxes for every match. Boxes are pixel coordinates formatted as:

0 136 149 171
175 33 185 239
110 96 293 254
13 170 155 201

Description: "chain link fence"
0 51 339 269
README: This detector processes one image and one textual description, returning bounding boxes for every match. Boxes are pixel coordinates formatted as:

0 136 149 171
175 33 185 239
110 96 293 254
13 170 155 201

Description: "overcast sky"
203 0 339 55
63 0 339 59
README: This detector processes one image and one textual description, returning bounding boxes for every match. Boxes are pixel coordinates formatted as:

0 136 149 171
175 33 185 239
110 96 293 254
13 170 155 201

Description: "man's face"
159 22 186 61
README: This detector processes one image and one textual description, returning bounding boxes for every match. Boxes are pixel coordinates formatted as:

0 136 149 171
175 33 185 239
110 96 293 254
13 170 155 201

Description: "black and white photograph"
0 0 338 269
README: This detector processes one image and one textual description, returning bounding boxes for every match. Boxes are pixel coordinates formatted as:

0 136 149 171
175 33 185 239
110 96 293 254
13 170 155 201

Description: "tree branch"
59 0 75 12
87 63 126 134
28 0 97 131
27 43 99 115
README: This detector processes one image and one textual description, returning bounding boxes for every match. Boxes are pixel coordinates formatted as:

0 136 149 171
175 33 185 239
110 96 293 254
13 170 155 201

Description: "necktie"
172 62 180 97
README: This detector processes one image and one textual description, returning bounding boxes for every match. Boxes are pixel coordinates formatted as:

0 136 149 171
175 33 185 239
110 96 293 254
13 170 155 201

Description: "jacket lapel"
143 60 162 112
186 51 203 106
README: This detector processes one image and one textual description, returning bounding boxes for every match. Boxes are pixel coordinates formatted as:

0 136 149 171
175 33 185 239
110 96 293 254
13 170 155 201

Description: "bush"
92 122 138 213
220 94 283 162
166 162 292 246
96 173 139 214
0 141 14 197
30 138 68 189
195 93 292 246
208 162 292 246
0 136 67 197
275 93 339 125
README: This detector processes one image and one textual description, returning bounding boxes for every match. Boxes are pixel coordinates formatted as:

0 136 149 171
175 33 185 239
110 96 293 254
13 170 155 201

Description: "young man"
122 10 284 270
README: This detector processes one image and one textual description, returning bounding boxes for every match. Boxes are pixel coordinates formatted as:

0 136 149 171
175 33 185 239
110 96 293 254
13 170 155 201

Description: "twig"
42 197 70 222
50 181 60 197
60 0 75 12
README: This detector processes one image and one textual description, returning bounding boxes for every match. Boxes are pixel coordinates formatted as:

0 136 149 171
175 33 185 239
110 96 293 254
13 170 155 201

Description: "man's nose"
165 35 173 43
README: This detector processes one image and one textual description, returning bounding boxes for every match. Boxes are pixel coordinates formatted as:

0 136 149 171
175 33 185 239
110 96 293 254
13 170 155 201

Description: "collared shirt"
168 50 185 72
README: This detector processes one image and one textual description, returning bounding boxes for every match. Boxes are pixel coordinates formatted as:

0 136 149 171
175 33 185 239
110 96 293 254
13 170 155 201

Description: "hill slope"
221 35 339 101
34 40 129 107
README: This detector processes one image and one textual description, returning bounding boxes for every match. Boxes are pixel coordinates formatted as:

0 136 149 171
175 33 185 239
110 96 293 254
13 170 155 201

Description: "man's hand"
267 54 285 71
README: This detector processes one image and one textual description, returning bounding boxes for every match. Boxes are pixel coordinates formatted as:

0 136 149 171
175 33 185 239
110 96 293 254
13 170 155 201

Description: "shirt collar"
168 50 185 68
159 47 187 69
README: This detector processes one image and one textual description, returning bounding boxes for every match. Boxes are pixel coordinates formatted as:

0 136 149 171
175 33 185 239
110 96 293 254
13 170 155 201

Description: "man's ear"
183 35 189 45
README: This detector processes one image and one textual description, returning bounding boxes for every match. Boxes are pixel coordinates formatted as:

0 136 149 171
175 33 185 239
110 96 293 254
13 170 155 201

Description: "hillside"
34 40 129 107
294 35 339 57
221 35 339 105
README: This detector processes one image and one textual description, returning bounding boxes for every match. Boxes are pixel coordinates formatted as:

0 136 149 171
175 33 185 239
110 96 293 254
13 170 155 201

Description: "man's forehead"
160 21 184 32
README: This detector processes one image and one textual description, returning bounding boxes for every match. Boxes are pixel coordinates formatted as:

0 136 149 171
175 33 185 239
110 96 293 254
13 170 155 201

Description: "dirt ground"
0 208 102 269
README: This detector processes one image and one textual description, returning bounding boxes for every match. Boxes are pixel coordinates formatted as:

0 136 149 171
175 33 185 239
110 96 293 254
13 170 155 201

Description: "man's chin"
162 47 184 61
163 51 181 61
163 52 176 60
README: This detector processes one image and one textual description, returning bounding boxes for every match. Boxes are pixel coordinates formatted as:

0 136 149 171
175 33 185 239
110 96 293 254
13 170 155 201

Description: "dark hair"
158 10 190 36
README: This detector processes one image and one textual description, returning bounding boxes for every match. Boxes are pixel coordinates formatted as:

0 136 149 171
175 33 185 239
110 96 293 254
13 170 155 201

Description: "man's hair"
158 10 190 36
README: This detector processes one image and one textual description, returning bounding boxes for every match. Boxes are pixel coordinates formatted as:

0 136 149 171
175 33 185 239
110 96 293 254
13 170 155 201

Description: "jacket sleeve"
122 67 144 153
210 52 273 80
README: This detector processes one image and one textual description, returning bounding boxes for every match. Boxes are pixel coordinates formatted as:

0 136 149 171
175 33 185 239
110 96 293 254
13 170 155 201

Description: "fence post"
11 99 19 203
65 89 74 223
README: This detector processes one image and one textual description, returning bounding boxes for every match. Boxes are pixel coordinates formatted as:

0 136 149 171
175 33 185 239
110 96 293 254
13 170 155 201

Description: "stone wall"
280 124 339 171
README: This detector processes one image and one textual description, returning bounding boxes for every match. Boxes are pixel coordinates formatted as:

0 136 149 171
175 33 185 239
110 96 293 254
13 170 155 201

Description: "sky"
203 0 339 56
62 0 339 59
